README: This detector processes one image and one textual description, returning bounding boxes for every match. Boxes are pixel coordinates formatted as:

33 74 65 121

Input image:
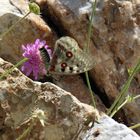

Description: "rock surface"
0 0 106 110
38 0 140 134
0 57 98 139
0 0 139 137
0 0 52 64
83 115 140 140
0 58 140 140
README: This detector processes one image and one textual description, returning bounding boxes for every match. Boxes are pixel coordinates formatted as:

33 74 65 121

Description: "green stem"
0 58 28 80
84 0 97 52
85 72 96 107
109 96 129 117
110 94 140 117
129 123 140 130
84 0 97 108
16 121 34 140
0 11 31 40
133 95 140 100
107 59 140 117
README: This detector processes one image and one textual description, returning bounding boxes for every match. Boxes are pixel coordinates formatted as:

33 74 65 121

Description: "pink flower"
21 39 52 80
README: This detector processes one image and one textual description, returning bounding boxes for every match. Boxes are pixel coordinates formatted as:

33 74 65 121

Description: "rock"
83 115 140 140
53 75 106 112
0 0 106 110
0 0 139 136
0 0 52 64
0 58 99 139
37 0 140 134
0 58 139 140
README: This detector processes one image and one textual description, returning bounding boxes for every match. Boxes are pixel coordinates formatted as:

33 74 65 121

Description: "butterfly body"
40 36 95 75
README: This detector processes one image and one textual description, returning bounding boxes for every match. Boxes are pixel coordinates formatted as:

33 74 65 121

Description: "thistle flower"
21 39 52 80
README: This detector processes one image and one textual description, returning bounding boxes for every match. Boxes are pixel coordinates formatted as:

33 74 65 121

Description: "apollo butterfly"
39 36 95 75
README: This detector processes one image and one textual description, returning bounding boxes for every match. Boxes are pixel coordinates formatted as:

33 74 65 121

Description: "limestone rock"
0 58 139 140
83 115 140 140
0 58 99 139
0 0 52 64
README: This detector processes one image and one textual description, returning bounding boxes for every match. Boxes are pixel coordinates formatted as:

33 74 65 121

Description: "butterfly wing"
39 47 51 71
48 36 95 75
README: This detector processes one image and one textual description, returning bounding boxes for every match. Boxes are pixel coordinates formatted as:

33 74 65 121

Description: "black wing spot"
69 67 73 71
61 68 65 72
76 70 80 73
57 43 65 51
76 64 79 67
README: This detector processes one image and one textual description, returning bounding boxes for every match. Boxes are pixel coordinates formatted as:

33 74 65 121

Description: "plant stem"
16 121 34 140
110 94 140 117
129 123 140 130
85 72 96 107
109 96 129 117
0 58 28 80
84 0 97 52
0 11 31 40
133 95 140 100
84 0 97 108
107 59 140 117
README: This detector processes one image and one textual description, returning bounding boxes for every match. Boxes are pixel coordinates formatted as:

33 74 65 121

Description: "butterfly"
39 36 95 75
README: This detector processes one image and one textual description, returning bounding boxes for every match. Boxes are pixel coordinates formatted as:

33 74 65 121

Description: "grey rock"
0 0 52 64
83 115 140 140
